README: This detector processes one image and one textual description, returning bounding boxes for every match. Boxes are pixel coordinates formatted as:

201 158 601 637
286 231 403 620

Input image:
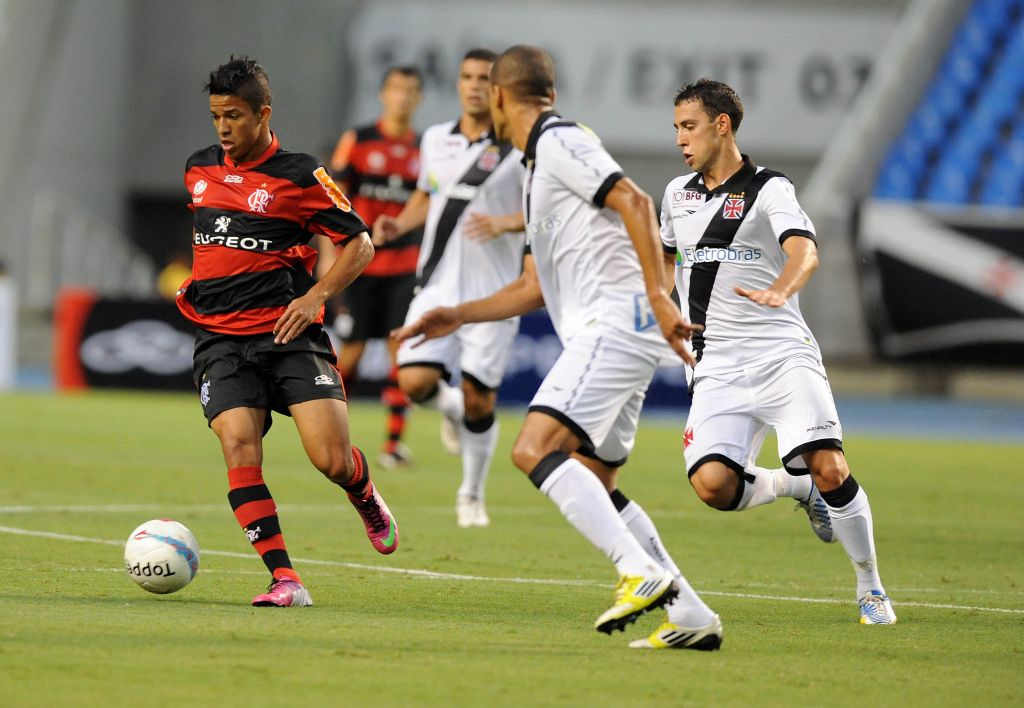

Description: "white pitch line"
3 523 1023 616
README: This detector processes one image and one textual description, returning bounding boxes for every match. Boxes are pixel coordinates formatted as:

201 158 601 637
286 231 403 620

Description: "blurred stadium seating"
875 0 1024 205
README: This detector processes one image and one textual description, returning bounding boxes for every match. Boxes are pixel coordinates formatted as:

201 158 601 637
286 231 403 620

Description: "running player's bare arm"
372 189 430 246
274 231 373 344
462 210 526 242
391 253 544 346
604 177 702 366
734 236 819 308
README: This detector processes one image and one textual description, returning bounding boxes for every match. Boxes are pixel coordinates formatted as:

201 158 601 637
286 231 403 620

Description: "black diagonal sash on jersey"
419 141 517 287
688 170 777 362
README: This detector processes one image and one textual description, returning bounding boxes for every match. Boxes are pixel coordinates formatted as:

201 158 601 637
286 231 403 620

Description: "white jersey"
523 112 674 359
659 156 820 381
416 119 526 302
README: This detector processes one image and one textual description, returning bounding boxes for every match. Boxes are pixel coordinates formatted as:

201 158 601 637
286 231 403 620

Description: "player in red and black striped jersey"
177 56 400 608
322 65 423 469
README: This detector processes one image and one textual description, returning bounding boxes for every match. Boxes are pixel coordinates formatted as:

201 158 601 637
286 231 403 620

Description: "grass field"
2 390 1022 707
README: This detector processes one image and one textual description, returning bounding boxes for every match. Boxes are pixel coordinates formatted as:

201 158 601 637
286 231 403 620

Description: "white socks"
537 458 663 578
618 497 715 627
733 466 812 510
827 486 884 597
421 379 464 422
457 419 498 502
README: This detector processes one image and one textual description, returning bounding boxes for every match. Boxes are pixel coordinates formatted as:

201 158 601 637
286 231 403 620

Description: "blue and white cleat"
859 590 897 625
795 484 835 543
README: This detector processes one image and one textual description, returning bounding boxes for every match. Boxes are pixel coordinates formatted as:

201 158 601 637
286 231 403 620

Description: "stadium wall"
1 0 909 375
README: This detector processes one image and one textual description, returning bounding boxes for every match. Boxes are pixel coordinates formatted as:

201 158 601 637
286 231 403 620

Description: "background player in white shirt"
394 45 722 650
661 79 895 625
374 49 525 528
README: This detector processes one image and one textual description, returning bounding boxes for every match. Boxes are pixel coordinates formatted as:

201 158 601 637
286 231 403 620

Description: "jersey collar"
450 118 495 144
685 154 757 195
376 119 416 143
224 132 280 171
522 110 561 166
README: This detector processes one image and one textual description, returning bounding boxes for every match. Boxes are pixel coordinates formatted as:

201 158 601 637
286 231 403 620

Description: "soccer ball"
124 519 200 594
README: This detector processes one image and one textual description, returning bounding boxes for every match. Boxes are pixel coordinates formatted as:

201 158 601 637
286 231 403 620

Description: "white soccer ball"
124 519 200 594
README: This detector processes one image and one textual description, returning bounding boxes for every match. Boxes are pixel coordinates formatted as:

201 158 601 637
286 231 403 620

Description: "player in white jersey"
374 49 526 528
661 79 895 625
394 45 723 650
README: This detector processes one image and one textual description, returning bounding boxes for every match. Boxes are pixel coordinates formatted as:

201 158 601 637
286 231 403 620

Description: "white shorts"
396 284 519 389
529 325 660 465
683 354 843 475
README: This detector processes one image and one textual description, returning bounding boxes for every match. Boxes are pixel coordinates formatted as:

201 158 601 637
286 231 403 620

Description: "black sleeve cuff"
592 172 624 208
778 229 816 246
662 242 677 255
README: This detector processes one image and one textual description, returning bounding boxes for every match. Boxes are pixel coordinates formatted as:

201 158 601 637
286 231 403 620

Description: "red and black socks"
226 466 300 583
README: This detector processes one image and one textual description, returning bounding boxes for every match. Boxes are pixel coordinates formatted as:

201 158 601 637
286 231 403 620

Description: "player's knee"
216 432 261 467
810 456 848 492
398 371 437 404
462 376 494 414
317 448 355 485
689 467 734 510
511 438 545 475
463 392 494 421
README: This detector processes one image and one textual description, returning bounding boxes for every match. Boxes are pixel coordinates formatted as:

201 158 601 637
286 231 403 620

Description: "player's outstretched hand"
735 286 787 308
273 292 321 344
463 212 504 242
390 306 464 347
372 215 401 247
649 292 702 367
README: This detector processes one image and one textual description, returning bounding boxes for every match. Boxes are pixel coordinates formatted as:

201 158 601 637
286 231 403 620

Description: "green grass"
1 391 1022 707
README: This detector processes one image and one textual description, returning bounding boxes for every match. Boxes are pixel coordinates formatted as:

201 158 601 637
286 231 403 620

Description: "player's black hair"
491 45 555 102
674 79 744 133
381 65 423 89
205 55 272 115
463 47 498 64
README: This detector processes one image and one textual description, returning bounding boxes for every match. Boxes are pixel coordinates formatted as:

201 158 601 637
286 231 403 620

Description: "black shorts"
341 273 417 341
192 326 346 435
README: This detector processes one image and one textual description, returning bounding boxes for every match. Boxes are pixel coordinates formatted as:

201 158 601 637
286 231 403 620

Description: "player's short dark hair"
491 45 555 101
674 79 743 133
381 65 423 89
205 55 272 115
463 48 498 64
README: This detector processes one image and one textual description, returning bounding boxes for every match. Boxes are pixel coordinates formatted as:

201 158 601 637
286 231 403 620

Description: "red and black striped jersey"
332 121 420 276
177 133 368 336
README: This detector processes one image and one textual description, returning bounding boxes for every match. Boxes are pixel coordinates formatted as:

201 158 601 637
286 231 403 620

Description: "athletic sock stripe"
231 498 278 527
342 447 371 497
242 514 282 543
227 466 264 488
260 548 293 572
228 484 273 508
253 534 288 555
822 474 860 508
528 451 570 489
608 488 631 512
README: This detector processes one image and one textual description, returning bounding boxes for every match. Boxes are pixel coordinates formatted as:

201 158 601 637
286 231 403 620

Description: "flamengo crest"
247 188 272 213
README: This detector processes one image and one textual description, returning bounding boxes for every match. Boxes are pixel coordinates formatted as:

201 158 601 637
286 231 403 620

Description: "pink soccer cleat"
252 577 313 607
348 482 399 554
